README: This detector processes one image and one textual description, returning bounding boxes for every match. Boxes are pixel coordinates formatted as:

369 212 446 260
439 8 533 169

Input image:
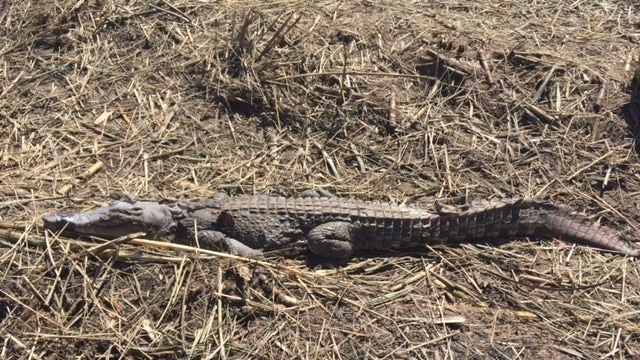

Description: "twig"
532 64 557 102
57 161 104 195
593 82 605 113
566 150 613 181
477 50 493 84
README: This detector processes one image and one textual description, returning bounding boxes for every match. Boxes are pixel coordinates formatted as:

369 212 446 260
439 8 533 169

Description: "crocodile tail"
541 210 639 256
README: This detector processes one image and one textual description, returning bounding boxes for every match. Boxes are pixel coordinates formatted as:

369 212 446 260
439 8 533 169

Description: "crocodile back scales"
214 195 637 255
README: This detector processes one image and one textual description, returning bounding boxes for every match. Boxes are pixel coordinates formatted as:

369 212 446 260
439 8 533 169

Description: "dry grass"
1 0 640 359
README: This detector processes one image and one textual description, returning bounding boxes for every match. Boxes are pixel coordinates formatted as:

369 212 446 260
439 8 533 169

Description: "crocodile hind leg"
299 188 337 198
196 230 263 257
307 221 355 260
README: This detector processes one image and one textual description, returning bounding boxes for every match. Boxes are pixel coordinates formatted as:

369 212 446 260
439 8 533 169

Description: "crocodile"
41 191 639 260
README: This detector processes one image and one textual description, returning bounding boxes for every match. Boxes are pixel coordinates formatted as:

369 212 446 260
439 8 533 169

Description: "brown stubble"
1 1 640 359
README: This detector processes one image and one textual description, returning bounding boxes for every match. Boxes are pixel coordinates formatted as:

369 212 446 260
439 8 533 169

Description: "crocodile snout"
42 213 74 231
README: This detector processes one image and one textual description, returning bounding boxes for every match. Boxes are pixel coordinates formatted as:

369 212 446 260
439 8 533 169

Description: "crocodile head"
42 201 177 239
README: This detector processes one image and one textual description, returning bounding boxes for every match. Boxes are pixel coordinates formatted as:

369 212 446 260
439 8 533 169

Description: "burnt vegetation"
1 1 640 359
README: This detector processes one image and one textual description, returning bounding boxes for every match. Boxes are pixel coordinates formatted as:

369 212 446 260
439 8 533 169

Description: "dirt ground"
1 1 640 359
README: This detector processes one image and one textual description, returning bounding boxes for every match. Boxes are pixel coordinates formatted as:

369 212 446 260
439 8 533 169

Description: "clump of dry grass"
1 0 640 358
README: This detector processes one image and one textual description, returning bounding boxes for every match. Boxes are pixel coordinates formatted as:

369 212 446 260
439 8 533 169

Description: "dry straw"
1 0 639 358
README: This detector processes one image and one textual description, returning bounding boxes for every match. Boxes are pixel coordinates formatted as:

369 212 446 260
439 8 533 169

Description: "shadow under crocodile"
621 64 640 154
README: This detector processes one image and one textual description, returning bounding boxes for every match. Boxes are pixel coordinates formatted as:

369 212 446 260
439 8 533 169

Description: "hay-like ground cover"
1 1 640 359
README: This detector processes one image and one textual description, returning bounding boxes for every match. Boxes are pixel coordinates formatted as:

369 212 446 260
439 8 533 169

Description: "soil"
1 1 640 359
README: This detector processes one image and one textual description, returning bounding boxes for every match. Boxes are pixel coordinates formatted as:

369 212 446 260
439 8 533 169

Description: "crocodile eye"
124 206 144 215
114 206 143 216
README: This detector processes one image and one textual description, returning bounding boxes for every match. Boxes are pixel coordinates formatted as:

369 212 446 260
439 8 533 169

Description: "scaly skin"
42 193 638 260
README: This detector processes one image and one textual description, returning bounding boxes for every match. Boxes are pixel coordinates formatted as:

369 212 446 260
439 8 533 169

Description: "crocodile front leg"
307 221 355 260
196 230 263 257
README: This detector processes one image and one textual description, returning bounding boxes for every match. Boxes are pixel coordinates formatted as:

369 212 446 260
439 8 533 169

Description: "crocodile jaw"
42 201 176 239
